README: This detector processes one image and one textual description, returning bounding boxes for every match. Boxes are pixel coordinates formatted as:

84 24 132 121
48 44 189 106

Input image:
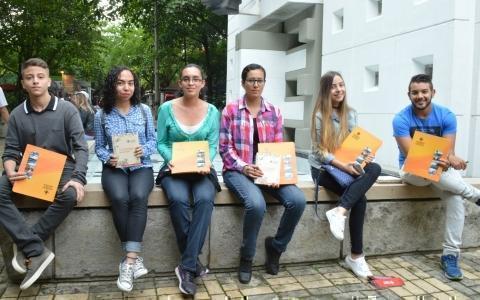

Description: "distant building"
227 0 480 176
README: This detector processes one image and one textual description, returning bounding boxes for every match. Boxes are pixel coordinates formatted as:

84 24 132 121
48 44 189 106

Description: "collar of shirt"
238 95 272 114
24 94 57 114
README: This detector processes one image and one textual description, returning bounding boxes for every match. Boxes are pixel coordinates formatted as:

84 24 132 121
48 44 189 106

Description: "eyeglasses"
245 79 265 86
181 77 203 84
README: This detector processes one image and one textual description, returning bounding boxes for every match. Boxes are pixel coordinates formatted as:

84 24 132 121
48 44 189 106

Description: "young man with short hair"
392 74 480 281
0 58 88 289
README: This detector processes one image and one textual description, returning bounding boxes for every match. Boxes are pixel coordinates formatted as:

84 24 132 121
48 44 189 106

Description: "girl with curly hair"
94 66 156 292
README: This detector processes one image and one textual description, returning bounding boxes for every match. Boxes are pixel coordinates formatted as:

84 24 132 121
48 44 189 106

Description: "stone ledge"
2 178 480 280
12 178 480 208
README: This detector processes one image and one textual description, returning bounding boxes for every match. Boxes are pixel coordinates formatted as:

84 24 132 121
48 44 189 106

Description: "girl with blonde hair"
72 91 94 138
309 71 381 279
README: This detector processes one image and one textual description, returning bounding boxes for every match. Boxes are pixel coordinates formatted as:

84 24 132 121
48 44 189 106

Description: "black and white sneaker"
12 244 27 274
20 247 55 290
195 259 209 278
175 265 196 295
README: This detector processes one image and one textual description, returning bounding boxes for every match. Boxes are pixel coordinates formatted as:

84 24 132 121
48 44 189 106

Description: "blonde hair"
72 92 94 113
310 71 350 154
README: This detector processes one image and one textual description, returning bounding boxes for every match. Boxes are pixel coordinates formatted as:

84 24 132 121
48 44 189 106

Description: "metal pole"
154 0 160 106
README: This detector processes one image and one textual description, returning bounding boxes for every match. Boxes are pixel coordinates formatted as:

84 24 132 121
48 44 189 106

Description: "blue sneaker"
440 254 463 281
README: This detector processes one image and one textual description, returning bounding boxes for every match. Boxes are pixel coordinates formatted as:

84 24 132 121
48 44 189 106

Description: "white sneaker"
345 255 373 279
133 256 148 279
117 262 134 292
326 208 346 241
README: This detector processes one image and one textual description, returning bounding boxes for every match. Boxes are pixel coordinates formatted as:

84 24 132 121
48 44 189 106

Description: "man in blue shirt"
392 74 480 281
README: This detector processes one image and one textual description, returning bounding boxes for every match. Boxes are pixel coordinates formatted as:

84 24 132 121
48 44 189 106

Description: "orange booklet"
334 127 383 168
13 144 67 202
403 131 451 182
171 141 210 174
255 142 298 185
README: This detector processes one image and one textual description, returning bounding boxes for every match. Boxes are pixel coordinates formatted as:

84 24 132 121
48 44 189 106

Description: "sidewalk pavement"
1 248 480 299
1 138 480 299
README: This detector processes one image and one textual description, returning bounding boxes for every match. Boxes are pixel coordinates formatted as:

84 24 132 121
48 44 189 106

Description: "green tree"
100 25 155 88
0 0 104 104
113 0 227 107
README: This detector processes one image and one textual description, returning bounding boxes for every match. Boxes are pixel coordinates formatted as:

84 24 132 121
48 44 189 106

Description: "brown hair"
310 71 351 154
21 58 49 78
73 92 94 113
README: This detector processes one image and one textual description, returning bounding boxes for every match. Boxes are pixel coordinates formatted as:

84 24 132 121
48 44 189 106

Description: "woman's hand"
268 183 280 189
168 160 175 171
341 162 361 176
198 162 212 175
364 154 375 164
134 146 143 158
107 154 118 167
243 164 263 179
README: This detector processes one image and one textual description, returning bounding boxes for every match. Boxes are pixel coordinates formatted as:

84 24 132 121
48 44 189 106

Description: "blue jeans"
311 162 381 254
102 166 154 253
223 171 306 260
161 174 215 272
0 167 77 257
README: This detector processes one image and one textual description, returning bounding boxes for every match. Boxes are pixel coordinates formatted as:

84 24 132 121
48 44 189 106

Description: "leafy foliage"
0 0 227 108
113 0 227 107
0 0 104 104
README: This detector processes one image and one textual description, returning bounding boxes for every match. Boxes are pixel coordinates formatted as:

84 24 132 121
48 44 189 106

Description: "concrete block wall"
1 180 480 281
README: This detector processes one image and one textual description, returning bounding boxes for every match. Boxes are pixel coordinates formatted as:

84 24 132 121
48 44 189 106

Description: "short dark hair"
102 66 141 114
21 58 49 78
409 74 433 92
241 63 266 82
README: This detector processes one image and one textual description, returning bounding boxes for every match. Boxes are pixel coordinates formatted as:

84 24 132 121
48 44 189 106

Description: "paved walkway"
1 140 480 299
1 248 480 299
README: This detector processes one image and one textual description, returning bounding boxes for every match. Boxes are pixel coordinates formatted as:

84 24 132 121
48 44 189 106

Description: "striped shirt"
94 104 157 171
219 96 283 172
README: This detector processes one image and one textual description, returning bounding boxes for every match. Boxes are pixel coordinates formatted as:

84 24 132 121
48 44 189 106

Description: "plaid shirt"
219 96 283 172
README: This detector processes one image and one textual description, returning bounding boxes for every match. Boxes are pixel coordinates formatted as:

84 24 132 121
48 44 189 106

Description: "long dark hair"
102 66 141 114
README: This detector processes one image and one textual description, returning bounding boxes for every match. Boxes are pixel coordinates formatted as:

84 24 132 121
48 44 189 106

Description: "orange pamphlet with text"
255 142 298 185
171 141 210 174
13 144 67 202
403 131 450 182
334 127 383 168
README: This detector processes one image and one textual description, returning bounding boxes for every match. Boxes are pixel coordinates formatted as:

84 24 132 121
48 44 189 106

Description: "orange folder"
256 142 298 185
13 144 67 202
171 141 210 174
334 127 383 167
403 131 451 182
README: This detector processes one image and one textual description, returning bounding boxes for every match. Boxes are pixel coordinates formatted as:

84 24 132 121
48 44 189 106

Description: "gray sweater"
2 96 88 184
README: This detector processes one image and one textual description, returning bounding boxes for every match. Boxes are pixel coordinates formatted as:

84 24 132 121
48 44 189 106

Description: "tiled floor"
1 248 480 299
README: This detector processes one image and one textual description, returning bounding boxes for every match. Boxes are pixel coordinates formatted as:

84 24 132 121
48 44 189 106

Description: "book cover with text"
255 142 298 185
13 144 66 202
334 127 383 168
403 131 451 182
171 141 210 174
112 133 141 168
